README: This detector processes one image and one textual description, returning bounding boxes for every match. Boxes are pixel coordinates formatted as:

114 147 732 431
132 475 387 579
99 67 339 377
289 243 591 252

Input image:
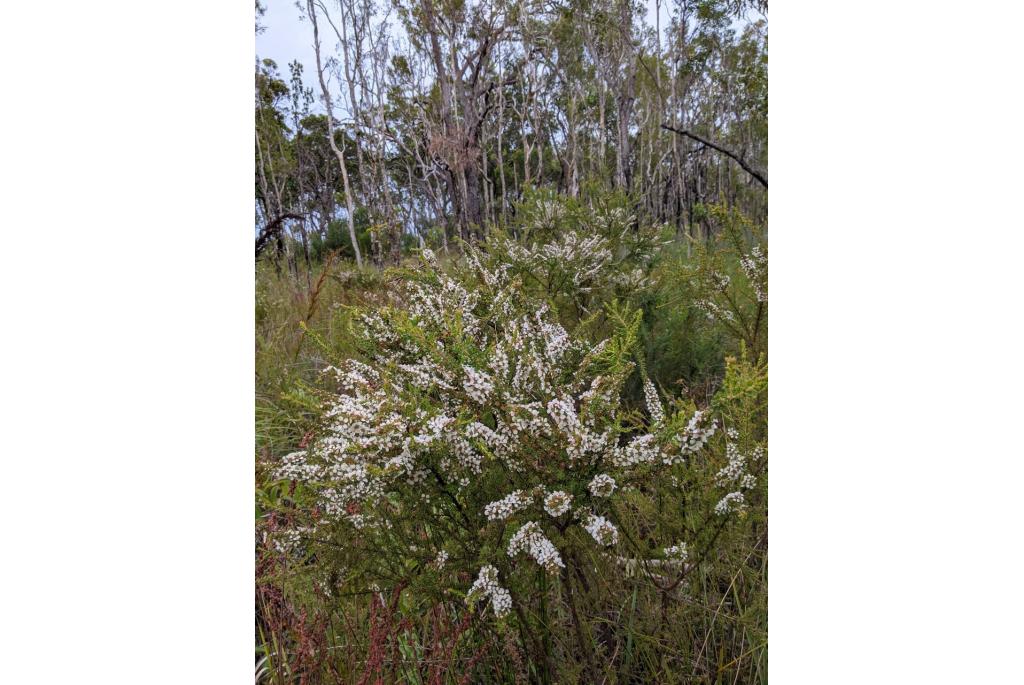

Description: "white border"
3 0 1024 682
773 1 1024 682
3 1 253 682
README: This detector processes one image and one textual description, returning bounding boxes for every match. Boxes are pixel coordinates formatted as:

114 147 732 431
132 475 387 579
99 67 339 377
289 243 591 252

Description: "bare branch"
661 124 767 188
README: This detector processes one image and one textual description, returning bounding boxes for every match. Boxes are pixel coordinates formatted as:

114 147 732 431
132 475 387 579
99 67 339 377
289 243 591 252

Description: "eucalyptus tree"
257 0 767 266
394 0 519 240
306 0 364 268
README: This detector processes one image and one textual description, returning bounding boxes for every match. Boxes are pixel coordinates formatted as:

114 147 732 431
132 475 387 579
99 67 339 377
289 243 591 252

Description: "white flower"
613 434 661 468
679 410 716 456
739 244 768 303
714 491 746 515
543 490 573 517
272 527 306 555
643 378 665 425
696 299 735 322
714 436 758 492
547 395 580 438
715 441 747 486
664 542 688 562
484 490 534 521
467 565 512 618
463 365 494 404
501 229 613 293
587 474 616 498
275 450 323 481
508 521 564 574
584 514 619 546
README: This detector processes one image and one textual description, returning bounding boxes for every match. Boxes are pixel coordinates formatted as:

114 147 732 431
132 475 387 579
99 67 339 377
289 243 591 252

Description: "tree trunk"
308 0 363 268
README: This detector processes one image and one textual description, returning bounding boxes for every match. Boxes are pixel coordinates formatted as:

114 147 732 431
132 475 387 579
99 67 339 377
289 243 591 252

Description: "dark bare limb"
661 124 768 188
255 213 305 259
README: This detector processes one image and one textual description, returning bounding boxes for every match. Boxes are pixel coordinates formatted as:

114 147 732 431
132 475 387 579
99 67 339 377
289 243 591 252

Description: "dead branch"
661 124 767 188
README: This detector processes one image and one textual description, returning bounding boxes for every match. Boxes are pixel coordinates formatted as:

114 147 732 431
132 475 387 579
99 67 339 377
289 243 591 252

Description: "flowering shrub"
260 201 767 681
689 203 768 359
485 193 661 323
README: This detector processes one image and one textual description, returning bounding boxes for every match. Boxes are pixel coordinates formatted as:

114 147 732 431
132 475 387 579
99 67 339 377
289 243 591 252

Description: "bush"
257 201 768 682
310 209 373 263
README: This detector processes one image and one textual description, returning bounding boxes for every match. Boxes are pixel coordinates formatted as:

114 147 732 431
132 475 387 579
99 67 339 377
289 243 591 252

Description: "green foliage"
256 194 767 684
256 0 769 672
309 208 372 263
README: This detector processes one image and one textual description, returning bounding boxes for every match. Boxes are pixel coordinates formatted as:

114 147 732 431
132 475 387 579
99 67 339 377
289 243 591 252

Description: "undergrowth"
256 195 767 684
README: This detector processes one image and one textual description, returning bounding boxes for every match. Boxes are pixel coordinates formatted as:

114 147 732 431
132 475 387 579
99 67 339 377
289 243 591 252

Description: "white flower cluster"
507 521 565 574
715 436 759 492
276 450 323 481
484 489 534 521
467 565 512 618
716 443 746 487
398 360 455 393
613 267 651 291
502 229 613 292
463 365 494 404
546 395 579 439
270 250 732 620
546 393 615 462
714 491 746 515
535 199 565 225
696 298 735 323
740 244 768 303
678 410 717 456
643 378 665 425
713 432 759 516
588 474 616 497
272 527 307 555
584 514 619 547
612 433 662 468
409 275 481 336
663 542 688 562
543 490 573 517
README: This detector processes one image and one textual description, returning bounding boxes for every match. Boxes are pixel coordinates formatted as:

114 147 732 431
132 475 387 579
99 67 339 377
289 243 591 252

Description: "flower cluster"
643 378 665 425
463 365 494 405
271 527 307 556
664 542 688 562
739 244 768 303
584 513 619 547
502 229 613 293
612 433 662 468
696 298 736 323
587 474 616 497
678 410 718 458
270 250 727 619
543 490 573 517
507 521 565 574
713 434 761 515
714 491 747 515
484 490 534 521
467 565 512 618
